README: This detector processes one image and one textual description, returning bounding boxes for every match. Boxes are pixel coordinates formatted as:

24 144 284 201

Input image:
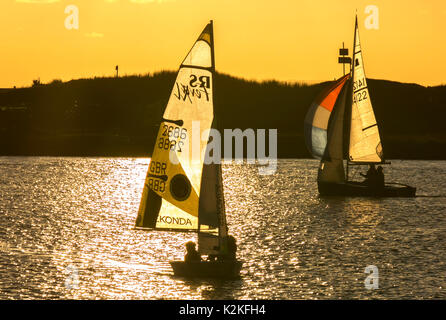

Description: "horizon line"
1 70 444 90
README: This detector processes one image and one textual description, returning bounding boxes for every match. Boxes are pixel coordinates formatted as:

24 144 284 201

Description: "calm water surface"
0 157 445 299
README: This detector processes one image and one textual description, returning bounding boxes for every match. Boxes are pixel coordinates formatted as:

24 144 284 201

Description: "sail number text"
353 77 366 91
147 161 167 192
158 125 187 152
353 90 368 103
353 77 368 104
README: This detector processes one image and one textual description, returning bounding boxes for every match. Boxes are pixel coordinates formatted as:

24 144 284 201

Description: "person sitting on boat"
360 164 378 186
376 166 385 189
184 241 201 263
218 235 237 261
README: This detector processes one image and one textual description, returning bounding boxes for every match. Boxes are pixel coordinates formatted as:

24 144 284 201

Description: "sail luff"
348 16 383 163
210 20 228 240
352 15 358 77
210 20 216 73
197 20 216 232
346 16 358 180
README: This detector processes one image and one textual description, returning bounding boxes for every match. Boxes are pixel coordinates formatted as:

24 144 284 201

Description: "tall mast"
209 20 228 239
197 20 227 253
346 15 358 182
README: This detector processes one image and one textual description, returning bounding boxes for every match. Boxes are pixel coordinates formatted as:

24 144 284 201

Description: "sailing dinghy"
304 16 416 197
135 21 242 279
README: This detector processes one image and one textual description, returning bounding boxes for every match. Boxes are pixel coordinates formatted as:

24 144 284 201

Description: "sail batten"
348 17 383 163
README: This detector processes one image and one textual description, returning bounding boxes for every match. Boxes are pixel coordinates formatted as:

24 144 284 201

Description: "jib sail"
349 16 383 163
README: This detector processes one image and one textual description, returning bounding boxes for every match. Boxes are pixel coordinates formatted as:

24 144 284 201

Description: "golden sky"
0 0 445 88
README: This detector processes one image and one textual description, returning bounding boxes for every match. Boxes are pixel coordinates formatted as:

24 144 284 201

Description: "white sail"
349 17 383 163
135 22 216 230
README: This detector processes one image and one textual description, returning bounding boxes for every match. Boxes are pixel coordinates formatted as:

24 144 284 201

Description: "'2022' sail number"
158 125 187 152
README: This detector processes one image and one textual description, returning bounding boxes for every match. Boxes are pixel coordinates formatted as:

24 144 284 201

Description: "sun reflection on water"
0 157 445 299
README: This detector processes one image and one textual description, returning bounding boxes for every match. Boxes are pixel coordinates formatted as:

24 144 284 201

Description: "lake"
0 157 445 299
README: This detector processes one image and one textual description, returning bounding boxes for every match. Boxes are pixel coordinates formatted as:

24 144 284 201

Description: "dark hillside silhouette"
0 71 445 159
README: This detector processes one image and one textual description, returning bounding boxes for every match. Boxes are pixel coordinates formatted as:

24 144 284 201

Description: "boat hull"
318 181 416 197
169 260 243 279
